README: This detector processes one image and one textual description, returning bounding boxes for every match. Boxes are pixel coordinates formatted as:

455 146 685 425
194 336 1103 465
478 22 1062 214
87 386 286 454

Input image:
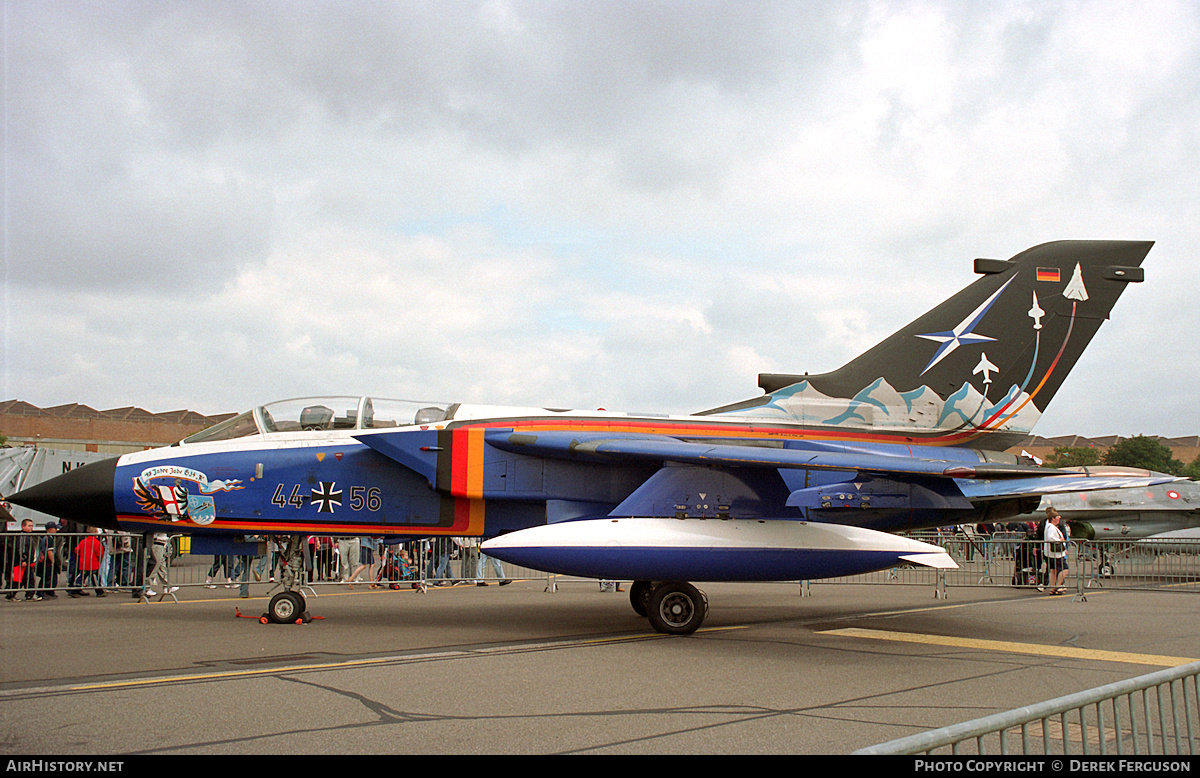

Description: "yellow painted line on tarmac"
818 627 1198 668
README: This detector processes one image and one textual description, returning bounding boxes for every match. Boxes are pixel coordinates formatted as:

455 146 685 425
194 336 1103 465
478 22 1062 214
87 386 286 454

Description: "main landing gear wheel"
629 580 655 617
647 581 708 635
268 591 306 624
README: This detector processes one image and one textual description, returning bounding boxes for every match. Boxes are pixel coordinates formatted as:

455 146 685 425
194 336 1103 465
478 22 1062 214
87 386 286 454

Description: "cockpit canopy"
181 397 454 445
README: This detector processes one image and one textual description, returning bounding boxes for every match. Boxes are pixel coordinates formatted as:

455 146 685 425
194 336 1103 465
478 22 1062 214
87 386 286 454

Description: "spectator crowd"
3 514 513 601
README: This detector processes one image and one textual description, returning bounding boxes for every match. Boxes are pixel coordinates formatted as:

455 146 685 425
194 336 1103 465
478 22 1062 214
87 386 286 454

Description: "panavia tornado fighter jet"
11 240 1165 633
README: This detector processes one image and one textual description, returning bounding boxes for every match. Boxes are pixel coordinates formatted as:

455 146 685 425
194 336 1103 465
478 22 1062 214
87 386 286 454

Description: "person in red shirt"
69 528 106 598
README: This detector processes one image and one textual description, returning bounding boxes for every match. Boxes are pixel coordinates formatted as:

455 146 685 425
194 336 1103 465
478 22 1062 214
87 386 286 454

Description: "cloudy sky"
3 0 1197 440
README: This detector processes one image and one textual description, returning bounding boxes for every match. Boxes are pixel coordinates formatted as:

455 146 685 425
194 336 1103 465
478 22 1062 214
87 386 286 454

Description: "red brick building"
1010 434 1200 469
0 400 234 455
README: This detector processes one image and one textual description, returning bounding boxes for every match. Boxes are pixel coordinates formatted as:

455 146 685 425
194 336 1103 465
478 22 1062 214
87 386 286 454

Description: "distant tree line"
1045 435 1200 479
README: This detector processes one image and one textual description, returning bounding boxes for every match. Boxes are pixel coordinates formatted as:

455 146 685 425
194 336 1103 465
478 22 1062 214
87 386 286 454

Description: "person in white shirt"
1043 508 1068 595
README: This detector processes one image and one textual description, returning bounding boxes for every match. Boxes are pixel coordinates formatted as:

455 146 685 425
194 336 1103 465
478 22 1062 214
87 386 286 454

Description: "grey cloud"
3 1 1198 439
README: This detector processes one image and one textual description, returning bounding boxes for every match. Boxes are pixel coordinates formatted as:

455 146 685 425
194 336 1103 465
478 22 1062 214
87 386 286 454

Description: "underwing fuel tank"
481 518 957 582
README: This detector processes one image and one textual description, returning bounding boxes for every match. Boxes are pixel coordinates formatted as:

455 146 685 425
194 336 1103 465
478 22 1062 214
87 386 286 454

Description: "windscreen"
180 411 261 444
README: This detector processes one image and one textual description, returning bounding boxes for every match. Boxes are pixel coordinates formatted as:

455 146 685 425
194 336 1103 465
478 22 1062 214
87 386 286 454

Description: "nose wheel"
267 591 308 624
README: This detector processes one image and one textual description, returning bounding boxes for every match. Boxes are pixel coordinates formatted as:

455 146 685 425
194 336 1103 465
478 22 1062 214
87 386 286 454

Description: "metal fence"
4 529 1199 600
1 531 550 599
854 660 1200 755
3 529 146 599
805 533 1200 596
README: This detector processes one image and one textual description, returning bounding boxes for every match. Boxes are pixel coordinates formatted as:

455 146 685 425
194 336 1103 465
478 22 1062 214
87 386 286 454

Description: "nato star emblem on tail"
917 277 1013 375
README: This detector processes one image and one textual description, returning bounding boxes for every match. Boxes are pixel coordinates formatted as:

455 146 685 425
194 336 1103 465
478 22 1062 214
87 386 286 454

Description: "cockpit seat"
300 405 335 430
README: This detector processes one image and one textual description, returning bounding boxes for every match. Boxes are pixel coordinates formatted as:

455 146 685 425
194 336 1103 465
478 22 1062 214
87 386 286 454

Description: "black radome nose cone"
7 457 119 530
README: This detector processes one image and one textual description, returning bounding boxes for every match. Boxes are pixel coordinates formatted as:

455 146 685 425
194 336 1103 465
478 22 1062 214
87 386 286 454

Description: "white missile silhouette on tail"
973 352 999 385
1028 291 1045 330
1064 262 1089 301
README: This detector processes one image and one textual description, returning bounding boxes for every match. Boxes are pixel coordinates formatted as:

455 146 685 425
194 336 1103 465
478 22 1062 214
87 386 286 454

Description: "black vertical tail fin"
706 240 1152 446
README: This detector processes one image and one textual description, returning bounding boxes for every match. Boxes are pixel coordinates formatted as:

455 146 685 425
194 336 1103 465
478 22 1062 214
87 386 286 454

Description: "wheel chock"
234 607 323 625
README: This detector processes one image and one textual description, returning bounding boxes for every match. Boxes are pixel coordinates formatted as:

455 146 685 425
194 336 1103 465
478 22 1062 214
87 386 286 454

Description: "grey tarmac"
1 580 1197 755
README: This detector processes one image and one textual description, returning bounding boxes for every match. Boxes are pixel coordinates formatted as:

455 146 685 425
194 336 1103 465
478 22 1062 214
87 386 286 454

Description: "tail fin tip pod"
710 240 1153 445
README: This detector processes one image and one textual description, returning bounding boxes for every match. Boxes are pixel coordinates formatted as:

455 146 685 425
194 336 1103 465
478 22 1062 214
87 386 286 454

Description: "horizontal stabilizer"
958 472 1176 502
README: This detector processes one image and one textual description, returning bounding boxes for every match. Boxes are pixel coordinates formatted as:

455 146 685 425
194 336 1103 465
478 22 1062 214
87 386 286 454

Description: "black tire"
629 580 654 617
268 591 305 624
647 581 708 635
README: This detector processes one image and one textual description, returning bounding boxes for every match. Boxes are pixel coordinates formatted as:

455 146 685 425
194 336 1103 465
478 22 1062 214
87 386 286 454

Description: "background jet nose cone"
8 457 119 530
